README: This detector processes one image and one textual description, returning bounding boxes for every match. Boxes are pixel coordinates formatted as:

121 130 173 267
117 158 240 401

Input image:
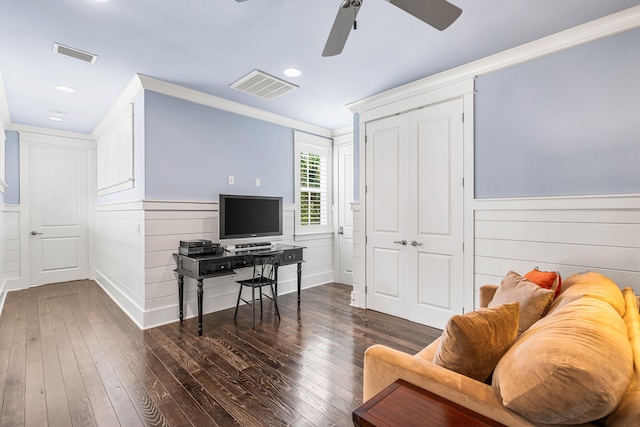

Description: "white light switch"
228 176 235 185
255 178 261 187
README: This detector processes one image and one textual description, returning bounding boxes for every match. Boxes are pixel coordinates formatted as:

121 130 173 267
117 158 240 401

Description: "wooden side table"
353 379 506 427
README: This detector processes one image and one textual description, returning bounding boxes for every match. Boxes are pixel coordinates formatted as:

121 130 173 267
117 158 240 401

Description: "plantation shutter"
294 131 332 234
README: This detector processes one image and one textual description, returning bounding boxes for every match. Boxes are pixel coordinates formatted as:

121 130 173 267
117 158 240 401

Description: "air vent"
230 70 298 100
53 43 98 64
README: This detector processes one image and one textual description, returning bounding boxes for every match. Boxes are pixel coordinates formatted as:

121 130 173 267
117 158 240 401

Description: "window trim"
294 131 332 235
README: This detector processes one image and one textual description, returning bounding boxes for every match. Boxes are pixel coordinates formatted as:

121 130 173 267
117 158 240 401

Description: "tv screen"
219 194 283 240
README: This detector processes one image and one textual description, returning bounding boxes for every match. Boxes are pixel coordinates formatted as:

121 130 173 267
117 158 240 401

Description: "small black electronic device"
180 239 214 248
178 242 222 256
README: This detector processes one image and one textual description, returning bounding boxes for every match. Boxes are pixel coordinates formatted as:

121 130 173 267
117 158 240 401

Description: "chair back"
251 251 283 283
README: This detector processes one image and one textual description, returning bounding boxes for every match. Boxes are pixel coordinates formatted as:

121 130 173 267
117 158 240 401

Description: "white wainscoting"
96 201 335 329
473 195 640 308
0 204 20 312
95 203 146 328
350 202 364 307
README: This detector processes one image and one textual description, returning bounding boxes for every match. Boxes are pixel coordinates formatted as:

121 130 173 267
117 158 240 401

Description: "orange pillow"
525 268 562 298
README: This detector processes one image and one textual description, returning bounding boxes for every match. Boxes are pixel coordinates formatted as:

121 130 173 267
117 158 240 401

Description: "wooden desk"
353 379 506 427
173 244 304 335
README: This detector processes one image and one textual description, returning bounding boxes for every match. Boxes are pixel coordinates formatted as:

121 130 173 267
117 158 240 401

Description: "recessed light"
284 68 302 77
48 116 64 122
56 85 76 93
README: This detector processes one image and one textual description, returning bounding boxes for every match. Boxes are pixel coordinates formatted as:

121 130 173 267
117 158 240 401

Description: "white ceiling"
1 0 639 134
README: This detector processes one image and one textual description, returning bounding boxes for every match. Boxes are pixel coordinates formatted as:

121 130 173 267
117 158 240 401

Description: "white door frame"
354 79 476 315
19 129 96 289
333 132 354 286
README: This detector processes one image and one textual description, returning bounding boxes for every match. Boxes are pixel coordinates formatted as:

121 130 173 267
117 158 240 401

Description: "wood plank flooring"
0 280 441 426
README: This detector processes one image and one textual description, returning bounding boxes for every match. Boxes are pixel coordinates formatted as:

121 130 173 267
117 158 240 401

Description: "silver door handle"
31 231 43 236
338 226 344 235
393 240 407 246
410 240 423 247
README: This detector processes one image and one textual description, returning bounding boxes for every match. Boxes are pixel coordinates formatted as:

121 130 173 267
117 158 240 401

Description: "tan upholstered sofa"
363 272 640 426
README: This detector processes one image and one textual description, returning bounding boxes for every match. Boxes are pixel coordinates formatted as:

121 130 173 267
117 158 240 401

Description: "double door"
365 98 464 329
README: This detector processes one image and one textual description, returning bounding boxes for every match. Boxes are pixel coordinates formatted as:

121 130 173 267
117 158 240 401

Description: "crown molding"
18 127 94 149
92 75 143 141
348 5 640 115
136 74 333 138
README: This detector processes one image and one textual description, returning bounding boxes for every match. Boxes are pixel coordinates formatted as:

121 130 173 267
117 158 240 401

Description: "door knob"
393 240 407 245
338 226 344 235
410 240 423 247
31 231 43 236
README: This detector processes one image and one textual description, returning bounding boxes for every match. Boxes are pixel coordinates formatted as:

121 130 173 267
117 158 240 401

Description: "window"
294 131 332 234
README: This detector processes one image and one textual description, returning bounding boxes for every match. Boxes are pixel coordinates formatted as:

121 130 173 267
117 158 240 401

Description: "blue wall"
3 131 20 204
144 91 295 203
475 28 640 198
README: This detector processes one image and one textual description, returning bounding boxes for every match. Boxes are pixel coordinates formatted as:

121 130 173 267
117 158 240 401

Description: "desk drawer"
282 248 303 265
233 255 253 268
201 260 233 276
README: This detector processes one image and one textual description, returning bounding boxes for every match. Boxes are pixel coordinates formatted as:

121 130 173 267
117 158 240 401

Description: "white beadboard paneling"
473 199 640 305
2 209 21 293
94 207 145 326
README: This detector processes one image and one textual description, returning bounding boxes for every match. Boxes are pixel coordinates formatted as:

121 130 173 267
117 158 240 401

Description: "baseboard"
0 279 6 316
94 270 145 330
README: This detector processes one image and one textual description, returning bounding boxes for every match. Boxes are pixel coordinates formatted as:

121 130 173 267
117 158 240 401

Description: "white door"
337 143 354 285
366 98 464 329
365 114 411 318
29 145 90 285
409 99 464 328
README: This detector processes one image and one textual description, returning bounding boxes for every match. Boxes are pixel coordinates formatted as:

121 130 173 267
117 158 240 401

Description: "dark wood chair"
234 250 282 329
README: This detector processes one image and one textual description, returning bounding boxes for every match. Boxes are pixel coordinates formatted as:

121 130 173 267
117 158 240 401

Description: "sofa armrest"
480 285 499 308
363 344 537 427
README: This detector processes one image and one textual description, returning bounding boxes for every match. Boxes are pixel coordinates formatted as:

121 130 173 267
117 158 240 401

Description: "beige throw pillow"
433 302 519 383
488 271 555 335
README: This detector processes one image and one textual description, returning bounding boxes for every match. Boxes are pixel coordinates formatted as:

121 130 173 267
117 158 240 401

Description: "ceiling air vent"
230 70 298 100
53 42 98 64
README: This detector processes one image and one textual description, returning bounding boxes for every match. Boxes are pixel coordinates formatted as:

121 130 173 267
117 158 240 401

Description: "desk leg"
297 262 302 306
178 274 184 321
197 279 203 336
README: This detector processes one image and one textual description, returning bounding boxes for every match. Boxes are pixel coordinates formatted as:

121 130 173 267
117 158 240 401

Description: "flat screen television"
219 194 283 240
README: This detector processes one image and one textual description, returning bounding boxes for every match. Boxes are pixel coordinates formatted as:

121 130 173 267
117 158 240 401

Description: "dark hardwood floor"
0 280 441 426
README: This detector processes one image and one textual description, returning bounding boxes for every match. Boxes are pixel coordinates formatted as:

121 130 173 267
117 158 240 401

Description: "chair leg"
234 284 243 322
270 284 280 320
251 286 256 329
259 286 264 318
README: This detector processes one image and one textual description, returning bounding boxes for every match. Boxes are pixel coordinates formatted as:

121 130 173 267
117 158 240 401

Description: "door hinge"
365 285 368 294
365 185 368 194
365 235 368 244
462 242 465 252
365 135 368 143
462 177 464 187
461 112 465 123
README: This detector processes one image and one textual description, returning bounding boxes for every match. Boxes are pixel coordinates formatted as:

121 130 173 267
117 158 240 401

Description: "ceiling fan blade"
388 0 461 31
322 0 362 57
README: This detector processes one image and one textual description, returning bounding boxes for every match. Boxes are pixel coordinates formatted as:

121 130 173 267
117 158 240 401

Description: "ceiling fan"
322 0 462 57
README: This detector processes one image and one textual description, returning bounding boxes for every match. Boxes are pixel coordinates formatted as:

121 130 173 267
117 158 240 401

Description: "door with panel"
337 143 354 285
366 98 464 329
29 144 90 285
365 114 411 318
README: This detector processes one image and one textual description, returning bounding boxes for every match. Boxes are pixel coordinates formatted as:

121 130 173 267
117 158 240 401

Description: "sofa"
363 271 640 426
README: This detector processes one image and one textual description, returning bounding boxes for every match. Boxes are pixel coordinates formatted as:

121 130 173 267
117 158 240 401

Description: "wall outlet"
255 178 261 187
228 175 234 185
